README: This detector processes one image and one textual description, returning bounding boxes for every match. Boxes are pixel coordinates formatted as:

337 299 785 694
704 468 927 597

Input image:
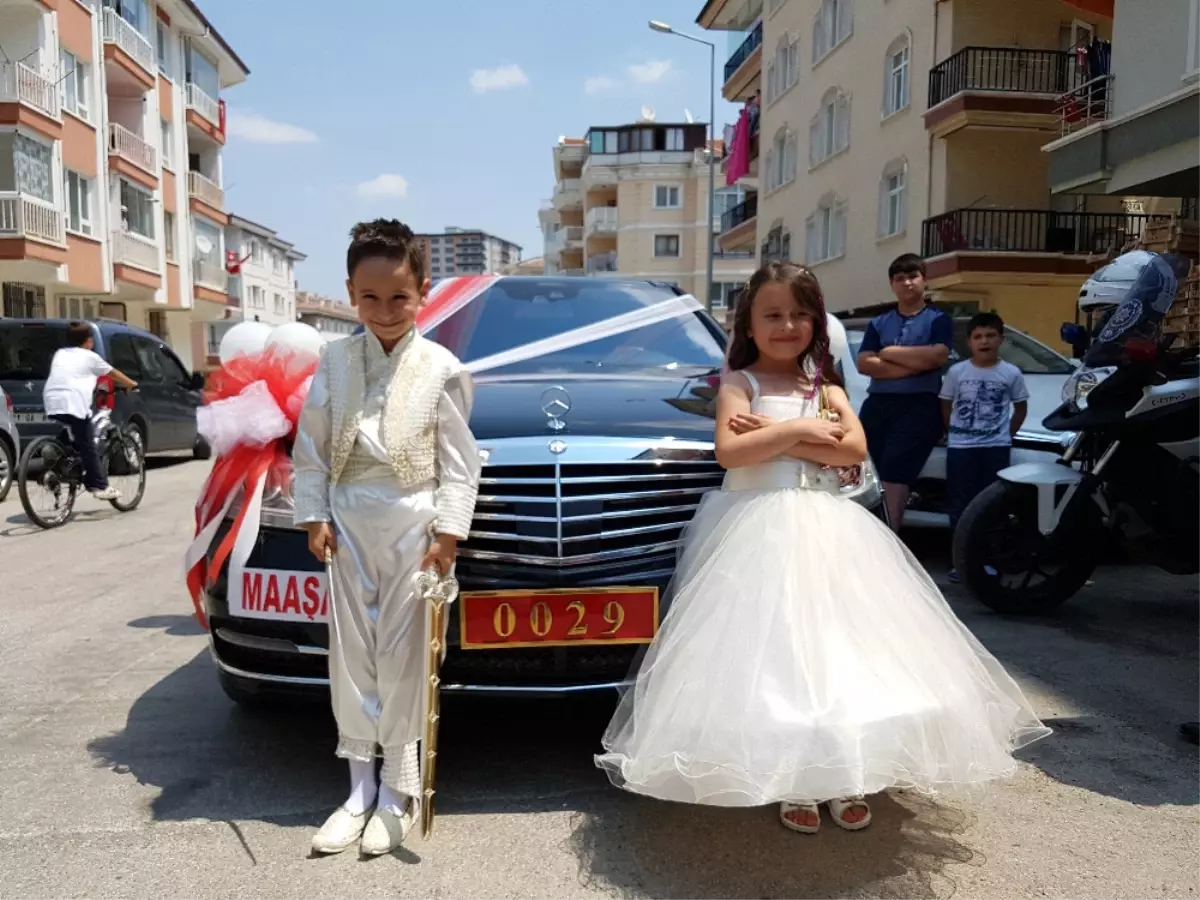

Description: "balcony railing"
921 208 1153 258
928 47 1076 108
0 193 63 244
102 8 155 74
724 21 763 83
556 226 584 246
720 194 759 233
0 61 60 120
113 230 159 271
186 82 221 127
1057 74 1114 136
585 206 618 234
187 170 224 209
108 123 157 173
194 258 229 292
587 251 619 274
554 178 581 197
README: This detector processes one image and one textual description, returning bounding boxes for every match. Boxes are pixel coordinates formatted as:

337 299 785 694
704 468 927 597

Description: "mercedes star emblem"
540 386 571 432
548 439 568 455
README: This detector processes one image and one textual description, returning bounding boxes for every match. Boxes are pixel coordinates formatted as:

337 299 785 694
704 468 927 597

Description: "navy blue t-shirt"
859 306 954 395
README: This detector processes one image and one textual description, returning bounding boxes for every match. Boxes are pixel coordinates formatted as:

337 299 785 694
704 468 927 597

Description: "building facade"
296 291 358 338
415 227 521 280
543 121 756 314
224 214 305 326
0 0 247 369
698 0 1171 345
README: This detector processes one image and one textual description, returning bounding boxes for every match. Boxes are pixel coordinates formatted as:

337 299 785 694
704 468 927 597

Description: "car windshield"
0 323 70 380
422 279 726 375
845 322 1072 375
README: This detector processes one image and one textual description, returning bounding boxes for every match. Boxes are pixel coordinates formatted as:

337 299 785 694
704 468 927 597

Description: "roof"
177 0 251 76
227 213 304 259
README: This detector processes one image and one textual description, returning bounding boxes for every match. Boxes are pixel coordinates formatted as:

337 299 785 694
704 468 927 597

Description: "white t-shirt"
939 360 1029 449
43 346 113 419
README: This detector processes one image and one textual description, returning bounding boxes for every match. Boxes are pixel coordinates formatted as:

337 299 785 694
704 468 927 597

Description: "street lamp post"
649 20 717 317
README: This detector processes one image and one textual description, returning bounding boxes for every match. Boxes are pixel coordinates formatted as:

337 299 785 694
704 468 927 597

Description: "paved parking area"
0 459 1196 899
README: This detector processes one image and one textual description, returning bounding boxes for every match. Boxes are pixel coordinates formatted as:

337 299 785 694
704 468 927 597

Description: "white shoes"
311 805 373 855
360 798 418 857
91 486 121 501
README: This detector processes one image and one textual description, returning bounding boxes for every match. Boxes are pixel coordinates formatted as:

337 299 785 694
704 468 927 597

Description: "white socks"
344 759 378 816
377 783 410 816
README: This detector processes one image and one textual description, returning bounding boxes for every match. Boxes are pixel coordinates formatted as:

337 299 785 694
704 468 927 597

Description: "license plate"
459 587 659 650
15 413 44 423
234 567 329 622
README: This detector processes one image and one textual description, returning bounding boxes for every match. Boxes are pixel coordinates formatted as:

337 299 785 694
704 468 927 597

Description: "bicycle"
16 388 146 529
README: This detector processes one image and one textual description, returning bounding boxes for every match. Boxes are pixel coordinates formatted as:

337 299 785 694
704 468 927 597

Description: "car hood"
468 372 720 442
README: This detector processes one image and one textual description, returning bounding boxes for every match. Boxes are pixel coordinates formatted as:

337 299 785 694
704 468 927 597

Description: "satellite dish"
195 235 213 254
640 105 656 122
684 108 694 123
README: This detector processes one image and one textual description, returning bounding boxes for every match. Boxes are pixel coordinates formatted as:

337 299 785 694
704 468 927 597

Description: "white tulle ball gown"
595 384 1050 807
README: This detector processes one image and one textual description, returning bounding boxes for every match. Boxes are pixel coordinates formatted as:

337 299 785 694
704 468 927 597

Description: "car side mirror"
188 372 205 391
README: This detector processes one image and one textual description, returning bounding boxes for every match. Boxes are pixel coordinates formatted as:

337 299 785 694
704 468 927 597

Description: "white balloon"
218 321 273 366
266 321 325 363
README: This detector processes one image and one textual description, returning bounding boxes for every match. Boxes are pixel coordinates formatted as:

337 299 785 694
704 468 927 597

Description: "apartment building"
415 227 521 280
295 290 358 338
0 0 247 370
543 121 755 312
698 0 1163 345
224 214 305 325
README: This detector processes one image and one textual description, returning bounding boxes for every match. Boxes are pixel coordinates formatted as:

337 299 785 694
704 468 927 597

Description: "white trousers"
329 471 435 796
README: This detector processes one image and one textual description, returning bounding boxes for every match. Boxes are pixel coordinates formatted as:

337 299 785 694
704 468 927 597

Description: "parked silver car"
0 384 19 502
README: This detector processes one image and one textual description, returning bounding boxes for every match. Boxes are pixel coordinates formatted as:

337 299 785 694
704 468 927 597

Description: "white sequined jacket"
291 329 481 540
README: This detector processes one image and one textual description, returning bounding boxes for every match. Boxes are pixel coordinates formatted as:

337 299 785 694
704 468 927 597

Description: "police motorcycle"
952 252 1198 615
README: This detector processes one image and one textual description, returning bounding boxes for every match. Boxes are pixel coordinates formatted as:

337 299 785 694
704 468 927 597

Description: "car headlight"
1062 366 1116 410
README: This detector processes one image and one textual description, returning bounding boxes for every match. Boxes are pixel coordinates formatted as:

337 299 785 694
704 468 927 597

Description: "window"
766 33 800 104
714 186 745 218
665 127 685 151
274 293 285 315
58 50 89 121
884 37 911 117
654 185 682 209
251 240 264 265
161 119 173 169
132 337 166 383
164 210 176 261
272 251 285 274
812 0 853 64
120 180 155 238
809 88 851 167
156 20 170 76
63 171 92 236
185 41 219 99
765 127 798 193
249 285 265 309
805 198 847 264
878 161 907 238
107 334 143 378
654 234 681 258
192 215 221 265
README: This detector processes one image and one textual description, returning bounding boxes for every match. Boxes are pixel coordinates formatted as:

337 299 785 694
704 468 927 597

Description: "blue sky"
202 0 741 299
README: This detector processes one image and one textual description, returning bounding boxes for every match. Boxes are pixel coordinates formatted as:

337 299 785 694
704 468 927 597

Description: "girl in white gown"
595 262 1050 833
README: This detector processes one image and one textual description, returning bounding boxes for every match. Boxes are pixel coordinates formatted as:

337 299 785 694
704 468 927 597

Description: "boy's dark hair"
66 322 92 347
346 218 426 282
887 253 926 281
967 311 1005 336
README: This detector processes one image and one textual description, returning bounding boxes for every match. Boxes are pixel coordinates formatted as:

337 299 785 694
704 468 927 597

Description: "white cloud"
225 111 317 144
584 75 619 94
628 59 673 84
469 64 530 94
356 174 409 200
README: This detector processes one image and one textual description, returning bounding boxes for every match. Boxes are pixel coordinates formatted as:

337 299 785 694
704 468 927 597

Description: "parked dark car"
0 318 208 458
201 277 885 707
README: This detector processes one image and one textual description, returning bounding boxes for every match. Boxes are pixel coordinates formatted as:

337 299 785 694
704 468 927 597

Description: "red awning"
1060 0 1114 18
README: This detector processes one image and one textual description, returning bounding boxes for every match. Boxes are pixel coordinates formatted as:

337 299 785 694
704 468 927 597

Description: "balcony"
112 230 159 272
108 123 157 179
584 206 618 237
922 208 1152 283
194 258 229 293
586 251 618 274
102 7 155 86
0 192 64 245
722 21 762 102
0 61 61 131
188 170 224 213
925 47 1077 136
553 177 582 210
1056 74 1114 137
186 82 221 128
717 193 758 253
555 225 583 249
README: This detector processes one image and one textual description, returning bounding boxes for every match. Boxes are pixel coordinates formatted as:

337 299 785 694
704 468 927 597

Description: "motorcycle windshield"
1084 252 1191 367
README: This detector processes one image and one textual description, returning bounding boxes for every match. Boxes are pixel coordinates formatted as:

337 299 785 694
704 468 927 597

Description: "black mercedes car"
201 277 881 706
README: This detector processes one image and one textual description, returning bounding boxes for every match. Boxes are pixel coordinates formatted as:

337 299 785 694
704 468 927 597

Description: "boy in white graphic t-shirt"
939 312 1028 582
42 322 138 500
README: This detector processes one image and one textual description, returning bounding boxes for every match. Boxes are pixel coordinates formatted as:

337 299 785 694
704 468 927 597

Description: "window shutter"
896 175 907 234
812 10 825 62
837 0 854 44
809 115 821 168
765 60 776 104
784 133 797 183
833 204 847 258
877 175 889 237
787 38 800 88
805 214 817 263
836 96 851 152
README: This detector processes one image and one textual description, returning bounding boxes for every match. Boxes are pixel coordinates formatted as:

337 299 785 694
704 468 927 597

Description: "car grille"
460 459 724 578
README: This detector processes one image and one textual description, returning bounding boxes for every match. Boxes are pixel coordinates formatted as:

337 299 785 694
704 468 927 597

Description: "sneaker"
91 486 121 501
947 568 961 584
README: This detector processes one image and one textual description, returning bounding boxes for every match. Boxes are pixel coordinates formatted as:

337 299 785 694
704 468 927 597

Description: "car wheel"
0 437 13 502
194 435 212 461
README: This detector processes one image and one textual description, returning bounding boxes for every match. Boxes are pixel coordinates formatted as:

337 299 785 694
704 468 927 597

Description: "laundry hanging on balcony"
726 106 751 187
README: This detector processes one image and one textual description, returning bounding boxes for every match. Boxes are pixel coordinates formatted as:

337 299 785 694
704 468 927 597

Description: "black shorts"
859 392 944 487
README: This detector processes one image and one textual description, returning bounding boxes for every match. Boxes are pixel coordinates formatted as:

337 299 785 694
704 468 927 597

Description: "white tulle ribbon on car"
196 380 293 457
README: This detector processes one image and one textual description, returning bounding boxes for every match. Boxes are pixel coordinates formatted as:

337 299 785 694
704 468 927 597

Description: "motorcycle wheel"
952 480 1100 616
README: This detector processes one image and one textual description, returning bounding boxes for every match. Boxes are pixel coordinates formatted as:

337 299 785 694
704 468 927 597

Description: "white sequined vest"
324 333 454 487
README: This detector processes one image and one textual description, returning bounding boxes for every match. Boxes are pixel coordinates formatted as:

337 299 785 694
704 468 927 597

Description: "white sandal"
779 801 821 834
828 796 872 831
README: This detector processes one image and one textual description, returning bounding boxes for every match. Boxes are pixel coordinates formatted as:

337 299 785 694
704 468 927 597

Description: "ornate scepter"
415 565 457 839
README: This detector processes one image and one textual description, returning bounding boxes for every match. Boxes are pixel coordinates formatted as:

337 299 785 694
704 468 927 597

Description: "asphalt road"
0 459 1196 899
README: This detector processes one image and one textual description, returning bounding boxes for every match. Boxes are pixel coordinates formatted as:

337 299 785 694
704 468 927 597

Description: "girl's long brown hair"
725 261 842 389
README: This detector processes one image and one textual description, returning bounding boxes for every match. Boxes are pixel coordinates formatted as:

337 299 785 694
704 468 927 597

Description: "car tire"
194 435 212 461
0 437 13 503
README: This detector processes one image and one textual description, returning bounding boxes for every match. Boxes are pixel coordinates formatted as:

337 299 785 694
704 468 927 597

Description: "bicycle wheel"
17 436 80 529
107 427 146 513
